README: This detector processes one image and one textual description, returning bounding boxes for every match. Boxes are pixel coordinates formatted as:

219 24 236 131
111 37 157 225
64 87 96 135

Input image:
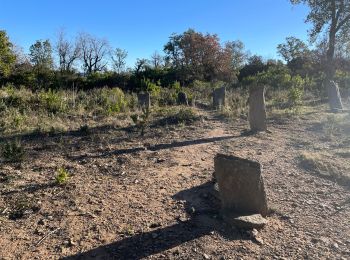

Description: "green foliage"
55 168 69 185
1 139 25 163
0 30 16 78
38 89 66 114
172 107 199 125
131 107 151 136
140 78 161 97
99 87 127 115
288 87 303 106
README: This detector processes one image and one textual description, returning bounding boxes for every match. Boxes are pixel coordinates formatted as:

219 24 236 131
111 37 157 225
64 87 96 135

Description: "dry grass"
299 151 350 185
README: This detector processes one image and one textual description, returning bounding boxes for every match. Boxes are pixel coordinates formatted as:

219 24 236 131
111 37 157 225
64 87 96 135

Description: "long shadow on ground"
62 181 246 260
67 135 239 161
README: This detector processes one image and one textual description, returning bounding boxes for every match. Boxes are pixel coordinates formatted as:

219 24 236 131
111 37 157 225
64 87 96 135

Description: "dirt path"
0 108 349 259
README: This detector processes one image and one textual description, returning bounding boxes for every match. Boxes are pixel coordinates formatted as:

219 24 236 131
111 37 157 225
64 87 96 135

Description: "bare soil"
0 106 349 259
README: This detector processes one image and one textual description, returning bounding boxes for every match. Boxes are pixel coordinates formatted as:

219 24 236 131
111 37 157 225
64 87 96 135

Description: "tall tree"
55 30 80 72
225 40 247 71
151 51 163 69
0 30 16 78
277 37 309 63
29 39 53 70
111 48 127 73
291 0 350 80
164 29 236 83
78 33 110 75
29 39 54 87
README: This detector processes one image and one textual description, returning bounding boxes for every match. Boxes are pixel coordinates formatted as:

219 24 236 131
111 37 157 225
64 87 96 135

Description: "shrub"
99 87 128 115
1 139 25 163
288 87 303 107
55 168 69 185
131 107 151 136
38 89 66 114
172 107 199 125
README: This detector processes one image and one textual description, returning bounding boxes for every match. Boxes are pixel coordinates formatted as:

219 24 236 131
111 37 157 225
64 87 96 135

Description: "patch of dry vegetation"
300 151 350 185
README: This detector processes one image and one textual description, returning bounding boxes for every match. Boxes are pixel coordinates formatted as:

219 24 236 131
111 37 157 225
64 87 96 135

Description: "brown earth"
0 106 349 259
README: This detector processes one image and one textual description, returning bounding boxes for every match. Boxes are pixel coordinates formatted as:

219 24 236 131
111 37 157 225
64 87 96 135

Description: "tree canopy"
291 0 350 79
0 30 16 78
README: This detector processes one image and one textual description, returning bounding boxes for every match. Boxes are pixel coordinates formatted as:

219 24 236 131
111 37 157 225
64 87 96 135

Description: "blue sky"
0 0 310 67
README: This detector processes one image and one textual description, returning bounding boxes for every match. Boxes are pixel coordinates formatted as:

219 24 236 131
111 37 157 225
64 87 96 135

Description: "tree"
0 30 16 78
78 33 110 75
111 48 127 73
29 39 53 70
291 0 350 80
29 39 54 87
56 30 80 72
225 40 247 71
277 37 309 63
164 29 236 83
134 58 148 74
238 55 267 81
151 51 163 69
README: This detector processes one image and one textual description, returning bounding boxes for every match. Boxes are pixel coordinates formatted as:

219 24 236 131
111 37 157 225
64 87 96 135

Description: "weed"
79 124 90 135
323 114 341 139
173 107 199 124
8 194 40 220
131 107 151 136
1 139 25 163
55 168 69 185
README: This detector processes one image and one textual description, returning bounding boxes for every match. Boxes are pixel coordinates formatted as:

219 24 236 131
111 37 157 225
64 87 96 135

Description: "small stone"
226 214 268 229
332 243 339 249
38 219 46 225
203 253 210 259
254 236 264 245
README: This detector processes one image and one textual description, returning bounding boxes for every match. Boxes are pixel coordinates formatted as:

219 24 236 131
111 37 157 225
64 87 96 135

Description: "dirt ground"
0 105 349 259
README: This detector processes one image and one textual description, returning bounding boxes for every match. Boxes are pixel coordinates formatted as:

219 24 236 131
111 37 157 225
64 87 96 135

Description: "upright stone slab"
214 154 268 217
213 87 226 109
177 91 188 106
138 92 151 109
249 85 267 132
327 81 343 111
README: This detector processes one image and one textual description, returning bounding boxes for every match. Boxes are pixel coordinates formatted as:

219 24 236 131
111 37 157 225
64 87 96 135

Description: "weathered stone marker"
177 91 188 106
214 154 268 217
248 85 267 132
138 92 151 109
213 87 226 109
327 81 343 111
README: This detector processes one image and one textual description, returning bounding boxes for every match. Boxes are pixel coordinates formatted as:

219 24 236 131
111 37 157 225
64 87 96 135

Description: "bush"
1 139 25 163
96 87 128 115
172 107 199 125
55 168 69 185
38 89 66 114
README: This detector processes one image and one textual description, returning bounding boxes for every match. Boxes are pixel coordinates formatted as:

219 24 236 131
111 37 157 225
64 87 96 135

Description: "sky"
0 0 310 67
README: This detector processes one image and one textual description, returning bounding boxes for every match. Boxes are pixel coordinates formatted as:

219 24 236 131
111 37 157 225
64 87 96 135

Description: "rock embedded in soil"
213 86 226 109
214 154 268 217
327 81 343 111
248 85 267 132
224 214 268 229
138 92 151 109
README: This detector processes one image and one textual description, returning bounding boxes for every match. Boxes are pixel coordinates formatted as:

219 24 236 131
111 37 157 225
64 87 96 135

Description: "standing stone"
214 154 268 217
249 85 267 132
177 91 188 106
213 87 226 109
138 92 151 109
327 81 343 111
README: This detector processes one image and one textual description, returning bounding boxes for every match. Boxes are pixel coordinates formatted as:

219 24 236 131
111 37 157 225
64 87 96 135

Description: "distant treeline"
0 28 350 95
